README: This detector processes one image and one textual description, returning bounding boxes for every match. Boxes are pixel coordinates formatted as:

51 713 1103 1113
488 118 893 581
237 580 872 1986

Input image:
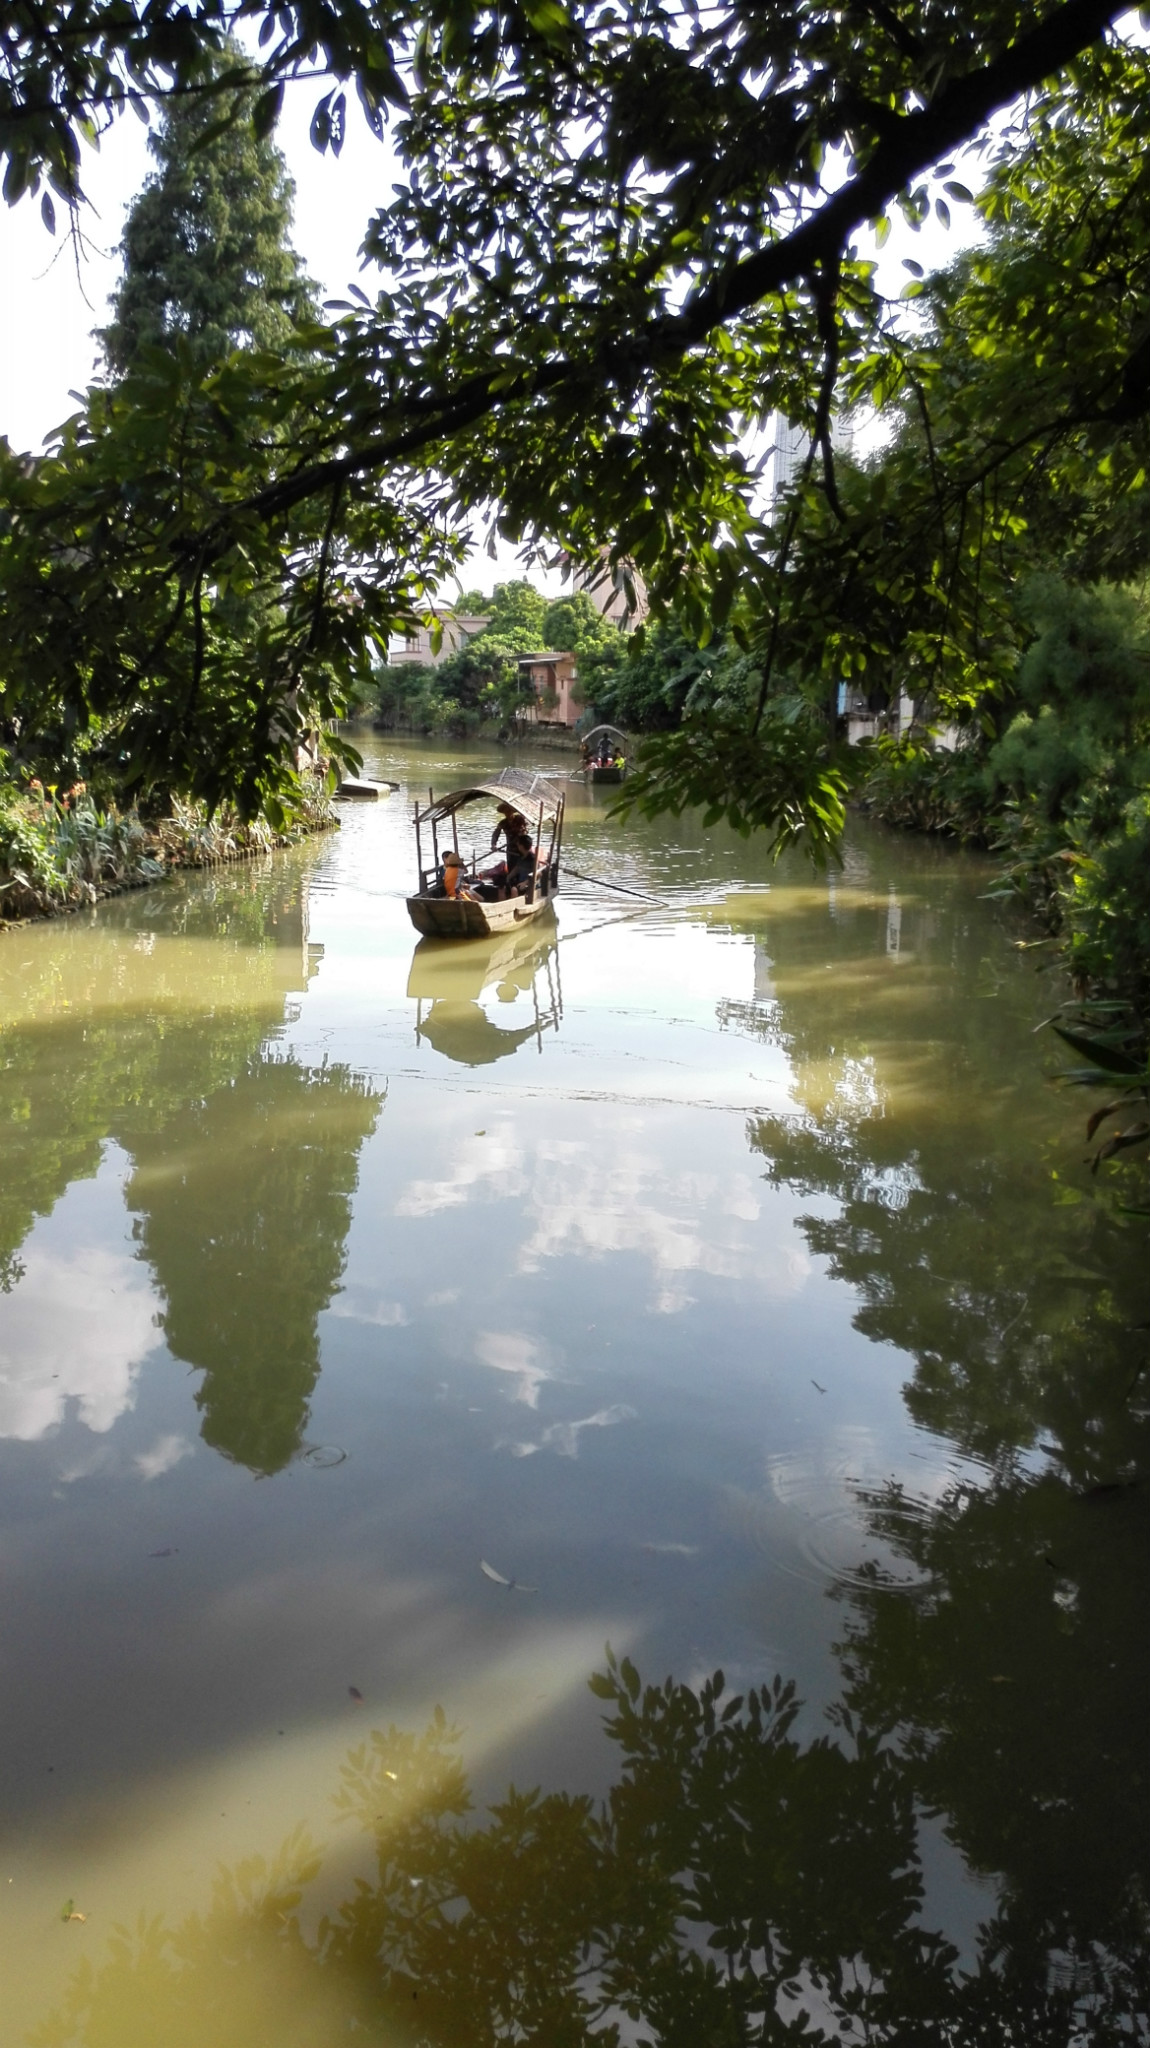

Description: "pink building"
515 652 582 728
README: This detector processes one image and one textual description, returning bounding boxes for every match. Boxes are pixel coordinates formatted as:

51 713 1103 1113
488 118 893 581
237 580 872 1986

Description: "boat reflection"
407 913 563 1066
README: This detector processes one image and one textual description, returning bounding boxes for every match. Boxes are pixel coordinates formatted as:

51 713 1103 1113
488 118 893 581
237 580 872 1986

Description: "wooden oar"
561 864 668 906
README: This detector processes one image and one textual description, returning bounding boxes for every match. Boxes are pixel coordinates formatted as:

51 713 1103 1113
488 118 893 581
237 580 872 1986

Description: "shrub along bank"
859 576 1150 1026
0 775 337 927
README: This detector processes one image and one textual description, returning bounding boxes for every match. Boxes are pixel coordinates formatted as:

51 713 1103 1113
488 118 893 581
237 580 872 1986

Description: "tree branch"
202 0 1129 536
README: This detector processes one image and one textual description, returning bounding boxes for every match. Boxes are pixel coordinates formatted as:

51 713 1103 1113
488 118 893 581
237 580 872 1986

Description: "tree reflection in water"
0 871 384 1473
33 1630 1149 2047
126 1054 382 1475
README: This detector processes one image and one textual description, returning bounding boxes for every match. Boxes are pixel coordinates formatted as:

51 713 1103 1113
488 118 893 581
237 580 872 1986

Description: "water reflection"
836 1469 1150 2007
407 915 562 1066
0 868 383 1472
710 874 1149 1487
4 751 1147 2043
126 1056 382 1475
35 1605 1149 2045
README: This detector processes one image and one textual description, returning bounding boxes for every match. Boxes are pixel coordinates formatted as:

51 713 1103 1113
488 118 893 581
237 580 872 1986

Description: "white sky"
0 77 986 595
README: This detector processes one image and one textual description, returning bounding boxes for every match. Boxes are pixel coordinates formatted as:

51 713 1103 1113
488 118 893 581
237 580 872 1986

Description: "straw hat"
443 850 463 867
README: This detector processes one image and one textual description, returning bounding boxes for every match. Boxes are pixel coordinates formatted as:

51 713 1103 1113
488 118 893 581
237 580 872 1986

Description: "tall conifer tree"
100 54 316 377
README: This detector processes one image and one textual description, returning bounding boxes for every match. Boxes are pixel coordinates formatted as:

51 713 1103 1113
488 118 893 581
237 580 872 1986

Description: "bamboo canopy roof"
416 768 565 824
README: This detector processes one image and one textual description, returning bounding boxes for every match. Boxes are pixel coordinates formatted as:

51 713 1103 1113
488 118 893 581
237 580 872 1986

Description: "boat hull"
405 892 554 939
588 765 625 785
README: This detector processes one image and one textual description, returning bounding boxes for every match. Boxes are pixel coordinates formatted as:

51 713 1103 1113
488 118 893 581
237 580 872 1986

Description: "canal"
0 736 1146 2042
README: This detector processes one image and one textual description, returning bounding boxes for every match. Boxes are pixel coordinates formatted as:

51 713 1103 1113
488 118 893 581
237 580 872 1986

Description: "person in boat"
440 851 475 899
490 804 527 855
504 827 537 897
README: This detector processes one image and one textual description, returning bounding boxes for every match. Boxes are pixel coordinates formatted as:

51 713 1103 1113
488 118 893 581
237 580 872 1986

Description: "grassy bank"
0 778 337 928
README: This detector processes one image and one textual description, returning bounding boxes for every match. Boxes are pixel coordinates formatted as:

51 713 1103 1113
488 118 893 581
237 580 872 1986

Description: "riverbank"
370 716 583 755
0 778 338 929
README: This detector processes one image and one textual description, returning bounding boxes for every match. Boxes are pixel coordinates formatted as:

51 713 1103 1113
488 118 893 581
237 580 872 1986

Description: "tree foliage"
3 0 1150 833
99 45 316 377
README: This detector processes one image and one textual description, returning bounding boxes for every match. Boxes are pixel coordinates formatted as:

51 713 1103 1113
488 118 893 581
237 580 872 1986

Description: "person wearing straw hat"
440 850 474 900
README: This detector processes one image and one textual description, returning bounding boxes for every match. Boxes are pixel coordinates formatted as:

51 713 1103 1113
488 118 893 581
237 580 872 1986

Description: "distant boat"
406 769 566 939
579 724 629 784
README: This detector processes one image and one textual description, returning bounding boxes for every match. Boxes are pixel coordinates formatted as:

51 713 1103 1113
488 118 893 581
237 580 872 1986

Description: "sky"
0 76 986 596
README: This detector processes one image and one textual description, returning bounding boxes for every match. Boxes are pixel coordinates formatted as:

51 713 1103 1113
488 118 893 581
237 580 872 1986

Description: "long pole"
561 865 667 905
530 799 543 905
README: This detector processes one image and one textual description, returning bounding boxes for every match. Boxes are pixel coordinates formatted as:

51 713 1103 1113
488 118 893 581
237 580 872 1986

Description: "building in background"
766 410 857 507
836 683 917 745
387 611 490 666
514 652 581 728
767 413 807 504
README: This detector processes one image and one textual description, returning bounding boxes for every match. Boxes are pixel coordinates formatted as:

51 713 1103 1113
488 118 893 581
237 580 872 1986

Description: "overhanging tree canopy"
2 0 1148 829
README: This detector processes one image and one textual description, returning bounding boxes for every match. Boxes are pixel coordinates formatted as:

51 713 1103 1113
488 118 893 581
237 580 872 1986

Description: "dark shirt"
507 844 535 890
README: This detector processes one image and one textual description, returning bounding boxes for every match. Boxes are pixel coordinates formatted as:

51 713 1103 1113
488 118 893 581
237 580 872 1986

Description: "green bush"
1 776 335 924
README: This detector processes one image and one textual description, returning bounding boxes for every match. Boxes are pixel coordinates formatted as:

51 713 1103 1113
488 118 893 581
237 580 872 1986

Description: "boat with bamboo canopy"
579 725 630 784
405 769 566 939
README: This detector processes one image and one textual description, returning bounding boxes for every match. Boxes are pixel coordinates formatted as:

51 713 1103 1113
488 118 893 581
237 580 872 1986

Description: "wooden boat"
406 769 566 939
579 724 629 784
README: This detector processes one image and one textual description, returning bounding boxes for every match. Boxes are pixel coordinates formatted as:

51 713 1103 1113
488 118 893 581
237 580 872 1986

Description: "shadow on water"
713 840 1150 1992
32 1558 1150 2047
0 864 383 1473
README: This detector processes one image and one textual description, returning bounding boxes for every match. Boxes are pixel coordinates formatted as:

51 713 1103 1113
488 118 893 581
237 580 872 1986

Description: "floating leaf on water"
348 1686 364 1705
302 1445 347 1469
60 1899 86 1922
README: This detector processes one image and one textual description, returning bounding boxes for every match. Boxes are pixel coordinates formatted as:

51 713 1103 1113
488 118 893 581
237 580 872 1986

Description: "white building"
387 612 490 666
767 413 808 504
766 410 857 507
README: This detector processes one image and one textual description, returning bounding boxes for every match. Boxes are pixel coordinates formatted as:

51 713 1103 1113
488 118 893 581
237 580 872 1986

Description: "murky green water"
1 736 1146 2043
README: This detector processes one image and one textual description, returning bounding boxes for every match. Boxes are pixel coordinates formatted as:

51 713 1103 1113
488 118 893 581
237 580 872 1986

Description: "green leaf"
252 84 284 139
1052 1026 1144 1076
